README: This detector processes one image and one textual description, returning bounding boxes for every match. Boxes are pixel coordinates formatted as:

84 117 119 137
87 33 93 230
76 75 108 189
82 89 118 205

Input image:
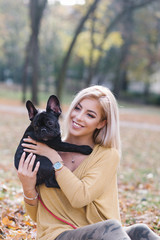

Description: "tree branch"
56 0 101 99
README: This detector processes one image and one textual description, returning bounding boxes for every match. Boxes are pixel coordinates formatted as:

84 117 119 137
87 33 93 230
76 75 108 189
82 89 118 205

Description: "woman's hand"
22 137 51 157
22 137 62 164
17 152 40 205
17 152 40 191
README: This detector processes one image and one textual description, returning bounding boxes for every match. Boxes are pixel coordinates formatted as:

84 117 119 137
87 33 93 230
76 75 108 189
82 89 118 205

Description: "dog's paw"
80 145 93 155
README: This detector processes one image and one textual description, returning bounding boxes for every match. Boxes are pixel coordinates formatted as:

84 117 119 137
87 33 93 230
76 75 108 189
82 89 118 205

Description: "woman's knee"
125 223 150 233
103 219 130 239
102 219 123 234
125 223 160 240
105 219 122 228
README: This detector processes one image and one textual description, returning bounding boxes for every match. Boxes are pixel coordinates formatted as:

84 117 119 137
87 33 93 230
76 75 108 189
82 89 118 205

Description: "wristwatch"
53 161 64 171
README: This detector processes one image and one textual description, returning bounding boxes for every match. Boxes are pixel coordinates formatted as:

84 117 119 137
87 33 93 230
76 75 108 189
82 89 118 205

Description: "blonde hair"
64 85 121 156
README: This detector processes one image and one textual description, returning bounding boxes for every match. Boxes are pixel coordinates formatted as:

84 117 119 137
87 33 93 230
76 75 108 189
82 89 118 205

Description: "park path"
0 103 160 132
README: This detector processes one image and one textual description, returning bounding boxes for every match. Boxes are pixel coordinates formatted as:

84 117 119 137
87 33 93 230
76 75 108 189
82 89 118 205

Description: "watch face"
54 161 63 170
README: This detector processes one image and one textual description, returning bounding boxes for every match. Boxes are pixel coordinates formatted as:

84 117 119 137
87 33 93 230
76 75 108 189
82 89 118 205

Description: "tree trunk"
113 1 134 98
84 12 96 87
22 37 32 103
31 34 39 104
22 0 47 105
56 0 101 100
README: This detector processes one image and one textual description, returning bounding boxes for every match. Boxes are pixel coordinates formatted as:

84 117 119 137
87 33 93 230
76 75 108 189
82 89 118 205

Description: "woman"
17 85 159 240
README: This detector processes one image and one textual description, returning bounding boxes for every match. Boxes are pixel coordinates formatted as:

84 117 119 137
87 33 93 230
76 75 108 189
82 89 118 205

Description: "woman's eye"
75 106 80 110
87 113 95 118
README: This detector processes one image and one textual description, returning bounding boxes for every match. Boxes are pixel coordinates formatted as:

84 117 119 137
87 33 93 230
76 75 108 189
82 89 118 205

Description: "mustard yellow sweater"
25 145 120 240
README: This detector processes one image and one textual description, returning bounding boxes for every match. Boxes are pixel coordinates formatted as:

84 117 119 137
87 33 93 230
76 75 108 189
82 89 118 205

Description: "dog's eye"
34 126 39 131
47 121 53 126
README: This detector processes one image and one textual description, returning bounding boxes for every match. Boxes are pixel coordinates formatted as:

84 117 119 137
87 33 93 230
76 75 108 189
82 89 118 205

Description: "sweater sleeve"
56 148 119 208
24 202 38 222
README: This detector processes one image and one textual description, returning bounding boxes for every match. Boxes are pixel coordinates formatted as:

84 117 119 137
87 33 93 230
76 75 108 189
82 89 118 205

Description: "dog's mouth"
42 137 50 141
35 130 60 141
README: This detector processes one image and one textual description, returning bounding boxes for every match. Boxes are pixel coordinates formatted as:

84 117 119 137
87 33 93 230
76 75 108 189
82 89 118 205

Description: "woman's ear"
97 119 107 129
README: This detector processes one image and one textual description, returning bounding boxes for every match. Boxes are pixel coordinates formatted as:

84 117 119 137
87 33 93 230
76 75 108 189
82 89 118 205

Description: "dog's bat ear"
46 95 62 116
26 101 38 121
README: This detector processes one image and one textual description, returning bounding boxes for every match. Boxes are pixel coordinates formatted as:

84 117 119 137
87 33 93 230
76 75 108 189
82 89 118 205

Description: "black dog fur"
14 95 92 188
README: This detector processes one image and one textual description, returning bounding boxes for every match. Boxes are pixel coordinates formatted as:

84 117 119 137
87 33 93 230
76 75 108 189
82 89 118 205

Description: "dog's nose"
41 128 47 133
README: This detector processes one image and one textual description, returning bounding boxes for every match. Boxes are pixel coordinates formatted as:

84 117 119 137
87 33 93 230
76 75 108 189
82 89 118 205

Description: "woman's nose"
75 111 84 121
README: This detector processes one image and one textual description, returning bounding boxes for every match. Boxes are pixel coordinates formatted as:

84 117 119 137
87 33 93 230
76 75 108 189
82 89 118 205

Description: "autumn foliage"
0 100 160 239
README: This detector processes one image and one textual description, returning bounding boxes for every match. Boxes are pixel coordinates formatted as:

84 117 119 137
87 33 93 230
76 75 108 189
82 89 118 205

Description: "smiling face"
68 97 106 145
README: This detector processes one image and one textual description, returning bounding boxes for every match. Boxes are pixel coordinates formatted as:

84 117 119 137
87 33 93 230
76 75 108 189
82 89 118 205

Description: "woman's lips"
72 120 84 129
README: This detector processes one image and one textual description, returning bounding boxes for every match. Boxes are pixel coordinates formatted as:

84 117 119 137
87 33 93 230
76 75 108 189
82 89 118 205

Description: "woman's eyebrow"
77 102 82 108
78 102 97 116
88 110 97 116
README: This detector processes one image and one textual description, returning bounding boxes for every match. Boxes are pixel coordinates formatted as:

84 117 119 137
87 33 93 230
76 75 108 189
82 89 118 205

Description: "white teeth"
73 121 82 127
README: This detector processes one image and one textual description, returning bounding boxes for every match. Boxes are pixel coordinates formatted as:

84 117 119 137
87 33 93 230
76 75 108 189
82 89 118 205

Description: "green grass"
0 84 75 106
1 84 160 112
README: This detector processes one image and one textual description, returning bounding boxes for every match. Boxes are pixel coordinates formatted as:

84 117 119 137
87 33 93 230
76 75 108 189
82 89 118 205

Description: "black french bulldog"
14 95 92 188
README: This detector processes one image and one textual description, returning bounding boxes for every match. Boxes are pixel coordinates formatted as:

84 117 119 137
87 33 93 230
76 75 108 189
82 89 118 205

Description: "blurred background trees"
0 0 160 105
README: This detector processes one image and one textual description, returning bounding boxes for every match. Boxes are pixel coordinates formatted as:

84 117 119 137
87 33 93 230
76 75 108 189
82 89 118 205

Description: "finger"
28 136 33 139
27 154 36 172
18 152 32 173
22 152 34 170
22 143 37 150
23 137 37 144
23 148 37 154
18 152 26 171
33 161 40 174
